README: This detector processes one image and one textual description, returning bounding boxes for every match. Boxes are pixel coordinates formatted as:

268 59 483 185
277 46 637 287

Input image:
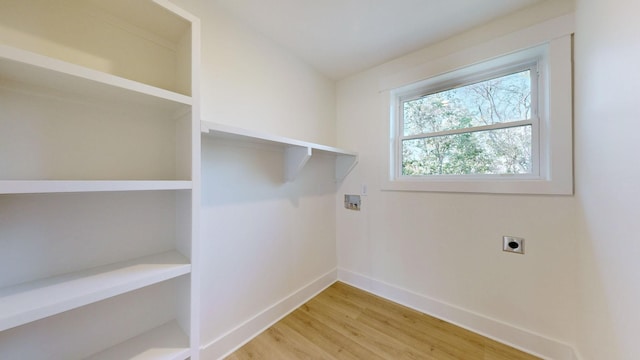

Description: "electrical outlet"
503 236 524 254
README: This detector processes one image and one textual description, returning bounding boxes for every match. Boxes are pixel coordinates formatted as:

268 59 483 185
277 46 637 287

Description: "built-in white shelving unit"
0 1 200 359
201 121 358 182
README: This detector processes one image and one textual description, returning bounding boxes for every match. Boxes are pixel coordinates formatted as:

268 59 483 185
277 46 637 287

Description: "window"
400 65 537 177
386 37 573 194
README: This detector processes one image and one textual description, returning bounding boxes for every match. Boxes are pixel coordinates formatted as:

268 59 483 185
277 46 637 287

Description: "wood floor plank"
324 284 483 359
264 323 333 359
303 297 433 359
357 307 480 360
225 282 541 360
309 296 442 359
281 309 384 360
229 335 279 360
325 282 487 357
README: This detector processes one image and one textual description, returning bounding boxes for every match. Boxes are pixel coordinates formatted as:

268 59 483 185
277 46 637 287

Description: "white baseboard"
338 268 578 360
200 268 338 360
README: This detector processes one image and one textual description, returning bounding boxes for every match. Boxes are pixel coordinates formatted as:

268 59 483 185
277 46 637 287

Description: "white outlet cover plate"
503 236 524 254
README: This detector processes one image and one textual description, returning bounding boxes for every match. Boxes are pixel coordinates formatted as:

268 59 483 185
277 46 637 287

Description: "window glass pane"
403 70 531 136
402 125 532 176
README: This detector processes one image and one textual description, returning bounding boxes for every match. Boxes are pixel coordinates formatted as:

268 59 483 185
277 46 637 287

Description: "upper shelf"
0 45 191 112
201 121 358 182
0 0 193 95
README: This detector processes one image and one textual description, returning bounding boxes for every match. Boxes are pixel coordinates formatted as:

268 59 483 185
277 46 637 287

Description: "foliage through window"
398 66 537 177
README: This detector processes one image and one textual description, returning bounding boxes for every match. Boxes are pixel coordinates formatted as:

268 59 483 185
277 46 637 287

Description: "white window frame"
396 61 540 180
384 34 573 195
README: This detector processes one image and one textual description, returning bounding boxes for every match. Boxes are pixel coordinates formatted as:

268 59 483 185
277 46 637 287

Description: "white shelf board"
0 251 191 332
87 0 191 45
86 320 190 360
201 121 357 155
201 121 358 181
0 180 192 195
0 45 191 112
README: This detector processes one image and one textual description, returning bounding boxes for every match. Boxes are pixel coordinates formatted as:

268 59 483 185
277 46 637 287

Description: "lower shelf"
0 180 192 194
85 320 190 360
0 251 191 332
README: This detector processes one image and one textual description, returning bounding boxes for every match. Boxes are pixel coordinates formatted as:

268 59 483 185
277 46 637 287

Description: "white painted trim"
379 13 575 91
200 269 338 360
338 268 579 360
155 0 201 23
382 21 573 195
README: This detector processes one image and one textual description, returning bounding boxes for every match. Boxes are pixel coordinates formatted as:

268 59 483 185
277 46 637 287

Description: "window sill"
382 176 573 195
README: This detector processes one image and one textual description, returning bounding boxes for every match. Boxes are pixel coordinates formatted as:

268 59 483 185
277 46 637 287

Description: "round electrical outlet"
503 236 525 254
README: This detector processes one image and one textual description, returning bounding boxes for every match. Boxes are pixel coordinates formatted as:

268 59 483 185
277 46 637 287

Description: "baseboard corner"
337 267 576 360
200 268 338 360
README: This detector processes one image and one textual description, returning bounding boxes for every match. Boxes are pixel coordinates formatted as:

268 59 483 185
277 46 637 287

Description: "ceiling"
213 0 544 80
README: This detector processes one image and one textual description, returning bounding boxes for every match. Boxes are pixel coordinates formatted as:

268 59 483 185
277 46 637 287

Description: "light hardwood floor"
226 282 540 360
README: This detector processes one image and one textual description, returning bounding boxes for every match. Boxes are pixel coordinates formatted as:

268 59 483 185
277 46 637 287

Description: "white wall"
168 1 339 358
199 140 338 358
336 1 579 357
141 0 640 358
166 0 640 358
574 0 640 359
173 0 336 146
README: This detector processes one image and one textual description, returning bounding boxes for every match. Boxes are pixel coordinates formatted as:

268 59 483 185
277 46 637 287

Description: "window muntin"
397 65 538 178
